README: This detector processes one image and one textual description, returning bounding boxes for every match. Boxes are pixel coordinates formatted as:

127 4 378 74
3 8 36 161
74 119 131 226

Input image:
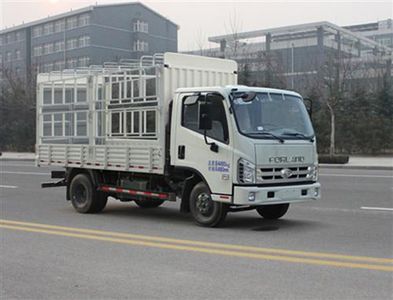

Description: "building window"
78 35 90 48
78 56 90 67
54 41 65 52
42 63 53 72
43 43 54 55
0 54 3 62
379 19 393 30
32 26 42 37
67 58 78 68
66 38 78 50
133 20 148 33
54 60 65 71
33 46 42 57
49 43 54 54
378 37 392 46
6 51 12 62
16 67 21 74
0 36 3 46
6 33 14 44
133 40 149 52
66 16 78 30
43 23 54 35
15 31 22 41
54 20 65 32
15 50 21 60
43 43 48 55
79 14 90 27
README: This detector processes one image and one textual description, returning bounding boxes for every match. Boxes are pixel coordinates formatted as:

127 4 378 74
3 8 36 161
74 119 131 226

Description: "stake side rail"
37 55 166 174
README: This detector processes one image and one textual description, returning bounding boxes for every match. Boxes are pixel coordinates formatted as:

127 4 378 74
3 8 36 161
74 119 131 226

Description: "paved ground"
1 161 392 299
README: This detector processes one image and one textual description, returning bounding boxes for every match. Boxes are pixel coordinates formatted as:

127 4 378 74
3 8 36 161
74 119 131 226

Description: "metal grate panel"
257 165 313 184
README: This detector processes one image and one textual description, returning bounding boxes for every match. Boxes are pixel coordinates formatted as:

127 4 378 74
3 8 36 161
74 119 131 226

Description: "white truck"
37 53 320 227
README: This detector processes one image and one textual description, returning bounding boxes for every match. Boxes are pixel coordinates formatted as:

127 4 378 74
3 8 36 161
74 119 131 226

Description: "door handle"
178 145 185 159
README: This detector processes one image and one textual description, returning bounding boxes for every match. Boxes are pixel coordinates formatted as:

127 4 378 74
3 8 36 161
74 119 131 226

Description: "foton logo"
269 156 305 164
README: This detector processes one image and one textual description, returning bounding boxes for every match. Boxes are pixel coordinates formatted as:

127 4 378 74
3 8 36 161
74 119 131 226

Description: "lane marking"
3 219 392 263
361 207 393 212
0 185 18 189
0 219 392 270
299 206 393 215
1 171 50 176
320 173 393 179
1 223 392 272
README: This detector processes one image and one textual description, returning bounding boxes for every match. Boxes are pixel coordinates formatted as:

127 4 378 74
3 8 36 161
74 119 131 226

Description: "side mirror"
303 98 313 118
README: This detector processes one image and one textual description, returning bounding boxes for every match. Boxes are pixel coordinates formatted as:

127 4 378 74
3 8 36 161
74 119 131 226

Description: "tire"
256 203 289 220
189 182 228 227
69 173 107 213
134 199 165 208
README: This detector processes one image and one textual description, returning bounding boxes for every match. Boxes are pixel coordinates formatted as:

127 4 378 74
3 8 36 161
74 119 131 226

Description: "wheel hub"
73 184 87 206
196 193 212 215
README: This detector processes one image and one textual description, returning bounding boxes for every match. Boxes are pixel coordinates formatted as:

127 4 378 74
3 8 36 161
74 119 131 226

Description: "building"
0 2 178 81
187 19 392 92
344 19 393 49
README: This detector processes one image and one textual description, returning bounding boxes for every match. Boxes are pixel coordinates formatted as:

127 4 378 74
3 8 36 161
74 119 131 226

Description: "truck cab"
170 85 320 226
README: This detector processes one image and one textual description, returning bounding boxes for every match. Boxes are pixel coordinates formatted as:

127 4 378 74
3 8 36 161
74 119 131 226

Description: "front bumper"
233 182 321 205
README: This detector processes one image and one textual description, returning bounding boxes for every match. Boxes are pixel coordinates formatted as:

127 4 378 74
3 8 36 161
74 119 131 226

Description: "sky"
1 0 392 51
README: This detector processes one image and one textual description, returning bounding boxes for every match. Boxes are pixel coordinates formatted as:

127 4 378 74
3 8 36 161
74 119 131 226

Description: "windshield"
231 92 314 140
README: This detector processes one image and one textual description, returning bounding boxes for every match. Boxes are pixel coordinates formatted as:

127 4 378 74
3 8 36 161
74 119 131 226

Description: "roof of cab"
175 85 302 98
224 85 302 97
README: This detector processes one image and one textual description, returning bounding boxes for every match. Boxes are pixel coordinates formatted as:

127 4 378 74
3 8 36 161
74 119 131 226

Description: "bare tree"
195 28 207 56
0 66 37 151
223 10 244 58
300 39 364 155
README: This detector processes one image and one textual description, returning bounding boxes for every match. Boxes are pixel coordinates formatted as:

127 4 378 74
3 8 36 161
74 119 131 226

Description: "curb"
319 164 393 171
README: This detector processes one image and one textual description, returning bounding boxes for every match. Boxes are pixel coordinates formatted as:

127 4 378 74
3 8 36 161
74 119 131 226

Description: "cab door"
171 92 233 196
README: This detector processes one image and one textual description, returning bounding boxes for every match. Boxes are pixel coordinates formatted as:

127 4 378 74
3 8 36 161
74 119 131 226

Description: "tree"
223 10 243 58
0 67 37 151
195 28 207 56
313 41 366 155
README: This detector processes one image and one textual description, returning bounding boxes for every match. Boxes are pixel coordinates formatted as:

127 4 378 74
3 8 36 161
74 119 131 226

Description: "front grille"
257 165 312 184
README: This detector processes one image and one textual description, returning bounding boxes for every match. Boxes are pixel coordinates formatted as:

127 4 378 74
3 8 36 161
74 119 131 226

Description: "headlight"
307 164 319 181
238 158 256 184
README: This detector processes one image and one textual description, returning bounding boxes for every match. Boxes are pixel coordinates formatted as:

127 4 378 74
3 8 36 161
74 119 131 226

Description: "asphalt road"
1 161 392 299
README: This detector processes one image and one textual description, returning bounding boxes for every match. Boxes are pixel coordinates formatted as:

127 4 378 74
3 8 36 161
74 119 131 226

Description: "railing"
37 55 164 144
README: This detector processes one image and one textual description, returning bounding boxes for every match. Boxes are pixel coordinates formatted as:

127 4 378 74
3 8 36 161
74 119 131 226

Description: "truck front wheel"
256 203 289 220
70 173 107 213
189 182 228 227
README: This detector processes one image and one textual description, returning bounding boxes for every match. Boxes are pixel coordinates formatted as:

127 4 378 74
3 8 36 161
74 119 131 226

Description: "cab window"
181 93 229 144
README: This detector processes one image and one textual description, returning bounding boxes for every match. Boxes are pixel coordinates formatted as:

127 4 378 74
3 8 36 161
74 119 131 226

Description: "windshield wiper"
281 131 314 142
247 131 285 143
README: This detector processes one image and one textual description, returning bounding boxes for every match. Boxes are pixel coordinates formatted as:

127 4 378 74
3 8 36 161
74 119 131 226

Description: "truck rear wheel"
189 182 228 227
134 199 165 208
70 173 107 213
256 203 289 220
